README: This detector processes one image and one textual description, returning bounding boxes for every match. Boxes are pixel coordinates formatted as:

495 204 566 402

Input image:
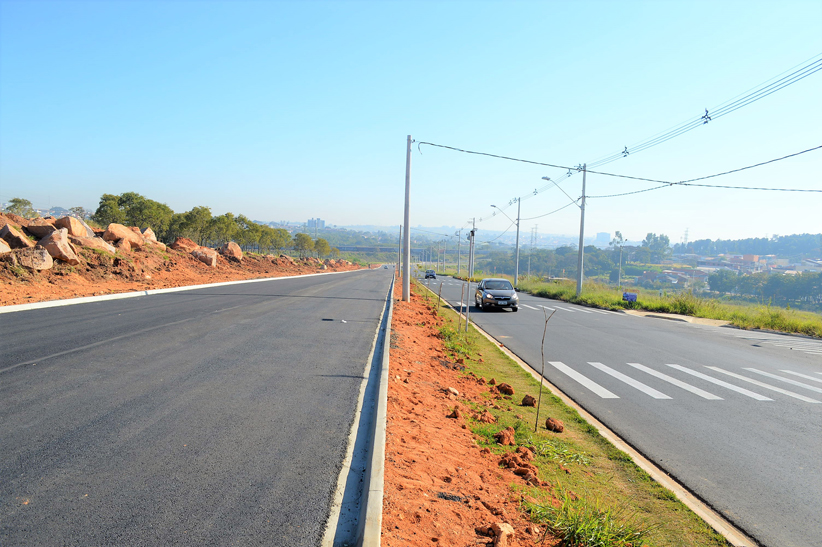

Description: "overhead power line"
586 52 822 169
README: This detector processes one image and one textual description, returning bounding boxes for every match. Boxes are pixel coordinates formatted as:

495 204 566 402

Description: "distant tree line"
91 192 338 257
675 234 822 258
708 270 822 309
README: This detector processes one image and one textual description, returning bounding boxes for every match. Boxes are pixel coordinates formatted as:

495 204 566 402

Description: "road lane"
424 274 822 547
0 269 393 546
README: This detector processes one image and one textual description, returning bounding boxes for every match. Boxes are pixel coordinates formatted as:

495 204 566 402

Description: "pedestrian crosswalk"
691 325 822 356
544 360 821 404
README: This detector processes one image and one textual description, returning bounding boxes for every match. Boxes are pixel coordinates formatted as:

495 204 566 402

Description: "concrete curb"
359 275 393 546
419 278 757 547
321 273 393 547
0 268 364 315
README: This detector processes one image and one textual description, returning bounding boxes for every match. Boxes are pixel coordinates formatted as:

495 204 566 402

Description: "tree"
293 233 314 257
69 206 87 219
641 233 671 263
4 197 35 217
708 269 737 294
314 238 331 257
92 194 126 225
270 228 291 254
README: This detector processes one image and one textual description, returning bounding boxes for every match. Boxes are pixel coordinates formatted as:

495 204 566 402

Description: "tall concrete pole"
575 164 587 296
402 135 412 301
514 198 521 287
456 229 461 275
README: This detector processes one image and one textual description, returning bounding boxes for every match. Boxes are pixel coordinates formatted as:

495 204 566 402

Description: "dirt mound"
0 232 363 306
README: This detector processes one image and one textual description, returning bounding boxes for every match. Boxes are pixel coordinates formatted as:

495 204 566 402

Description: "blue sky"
1 0 820 244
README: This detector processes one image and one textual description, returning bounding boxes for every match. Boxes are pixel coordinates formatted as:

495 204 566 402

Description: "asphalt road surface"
423 274 822 547
0 269 393 546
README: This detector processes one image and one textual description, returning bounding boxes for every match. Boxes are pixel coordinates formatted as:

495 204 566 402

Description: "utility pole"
618 243 623 289
402 135 412 301
465 223 476 332
514 198 521 287
575 164 587 297
444 239 448 273
456 229 462 275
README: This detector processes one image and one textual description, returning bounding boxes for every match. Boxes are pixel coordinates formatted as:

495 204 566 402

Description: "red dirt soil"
0 238 364 306
383 281 555 546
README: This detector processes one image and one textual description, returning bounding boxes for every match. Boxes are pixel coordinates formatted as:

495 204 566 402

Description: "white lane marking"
743 368 822 394
667 365 773 401
555 307 576 312
782 370 822 383
549 362 619 399
764 341 822 350
588 362 671 399
573 307 593 313
521 304 539 310
705 366 820 403
627 363 722 400
538 305 556 311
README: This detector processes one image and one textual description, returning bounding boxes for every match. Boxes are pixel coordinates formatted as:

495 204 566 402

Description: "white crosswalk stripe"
782 370 822 383
588 362 671 399
555 307 576 313
627 363 722 400
549 361 619 398
521 304 539 310
667 365 773 401
538 305 555 311
705 366 820 403
744 368 822 393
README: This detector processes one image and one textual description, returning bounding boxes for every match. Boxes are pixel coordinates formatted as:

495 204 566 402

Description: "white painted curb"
0 268 364 315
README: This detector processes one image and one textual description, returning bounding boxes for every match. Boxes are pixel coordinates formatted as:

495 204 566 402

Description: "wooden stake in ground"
535 307 556 432
437 282 443 313
457 283 465 332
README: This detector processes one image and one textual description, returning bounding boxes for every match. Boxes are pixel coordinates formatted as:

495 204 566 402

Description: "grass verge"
416 279 731 547
516 278 822 338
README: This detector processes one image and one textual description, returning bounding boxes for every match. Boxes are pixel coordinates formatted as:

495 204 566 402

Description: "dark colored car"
475 278 518 311
425 269 437 279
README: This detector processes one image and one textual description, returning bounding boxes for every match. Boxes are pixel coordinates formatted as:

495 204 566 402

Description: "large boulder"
7 247 53 270
220 241 243 261
2 213 29 227
103 223 144 249
192 247 218 267
24 218 57 239
69 235 116 254
55 216 94 238
38 228 81 265
141 227 157 242
1 224 35 249
170 237 199 253
0 239 11 254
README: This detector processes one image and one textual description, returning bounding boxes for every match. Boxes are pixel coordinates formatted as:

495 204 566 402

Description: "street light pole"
491 201 521 287
575 165 587 296
402 135 412 301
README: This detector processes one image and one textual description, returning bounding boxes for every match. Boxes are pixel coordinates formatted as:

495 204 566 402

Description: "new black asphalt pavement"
0 269 393 546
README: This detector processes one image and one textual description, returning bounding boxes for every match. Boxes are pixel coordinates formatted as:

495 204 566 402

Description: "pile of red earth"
0 212 362 306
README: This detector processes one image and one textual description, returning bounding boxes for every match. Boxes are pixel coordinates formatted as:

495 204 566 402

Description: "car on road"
475 278 518 311
424 269 437 279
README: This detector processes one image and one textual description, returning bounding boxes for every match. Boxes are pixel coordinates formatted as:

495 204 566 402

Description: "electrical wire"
586 52 822 169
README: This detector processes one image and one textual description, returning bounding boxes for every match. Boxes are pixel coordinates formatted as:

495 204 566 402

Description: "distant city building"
595 232 610 245
307 218 325 230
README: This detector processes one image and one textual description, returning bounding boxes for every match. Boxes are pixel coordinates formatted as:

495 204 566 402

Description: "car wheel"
512 307 518 312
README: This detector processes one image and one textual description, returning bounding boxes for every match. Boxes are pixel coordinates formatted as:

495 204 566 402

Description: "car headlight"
511 294 518 301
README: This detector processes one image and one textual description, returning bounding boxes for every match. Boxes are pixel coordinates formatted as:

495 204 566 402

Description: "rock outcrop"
55 216 94 238
38 228 81 265
0 239 11 254
24 218 57 239
6 247 53 270
192 247 219 267
220 241 243 261
103 223 145 249
170 237 199 253
545 417 564 433
1 224 35 249
69 235 116 254
141 227 157 242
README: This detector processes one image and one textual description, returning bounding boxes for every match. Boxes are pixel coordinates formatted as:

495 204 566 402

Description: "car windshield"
485 280 513 290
